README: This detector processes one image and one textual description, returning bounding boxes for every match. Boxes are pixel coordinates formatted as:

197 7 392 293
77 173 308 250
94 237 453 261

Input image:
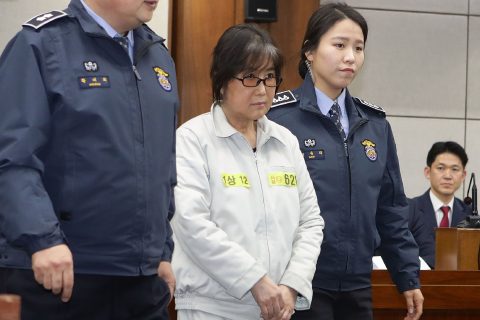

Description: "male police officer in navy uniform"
0 0 178 319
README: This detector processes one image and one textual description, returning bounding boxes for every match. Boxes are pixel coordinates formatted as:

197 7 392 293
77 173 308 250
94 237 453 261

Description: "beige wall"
336 0 480 199
0 0 170 50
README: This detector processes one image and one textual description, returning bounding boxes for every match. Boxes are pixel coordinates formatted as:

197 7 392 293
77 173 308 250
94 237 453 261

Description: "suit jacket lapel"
419 190 438 230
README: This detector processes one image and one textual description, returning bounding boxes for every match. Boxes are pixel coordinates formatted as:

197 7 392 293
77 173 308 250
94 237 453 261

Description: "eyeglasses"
234 74 282 88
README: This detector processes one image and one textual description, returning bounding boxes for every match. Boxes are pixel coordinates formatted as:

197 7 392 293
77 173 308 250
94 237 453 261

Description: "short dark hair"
210 24 283 102
426 141 468 168
299 2 368 78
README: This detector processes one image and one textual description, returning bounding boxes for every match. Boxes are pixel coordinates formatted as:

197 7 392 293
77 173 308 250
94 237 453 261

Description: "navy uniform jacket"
408 190 471 268
0 0 179 276
267 76 420 292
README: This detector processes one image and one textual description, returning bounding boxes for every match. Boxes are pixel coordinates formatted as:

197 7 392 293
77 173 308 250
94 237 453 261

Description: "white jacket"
172 104 324 319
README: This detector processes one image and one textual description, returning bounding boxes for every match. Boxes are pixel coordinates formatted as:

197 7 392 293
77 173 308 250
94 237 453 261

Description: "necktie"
439 206 450 228
114 36 129 53
328 102 346 140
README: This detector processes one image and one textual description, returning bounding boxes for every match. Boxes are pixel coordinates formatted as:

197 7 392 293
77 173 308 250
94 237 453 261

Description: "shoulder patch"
353 97 385 114
271 90 297 108
23 10 67 30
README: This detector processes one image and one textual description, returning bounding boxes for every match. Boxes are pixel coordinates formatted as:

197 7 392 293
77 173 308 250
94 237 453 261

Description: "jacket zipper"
252 143 272 273
130 40 160 269
344 119 368 271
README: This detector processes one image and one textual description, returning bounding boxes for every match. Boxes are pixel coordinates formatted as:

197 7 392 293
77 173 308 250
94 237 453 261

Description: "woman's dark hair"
299 2 368 79
211 23 283 102
427 141 468 168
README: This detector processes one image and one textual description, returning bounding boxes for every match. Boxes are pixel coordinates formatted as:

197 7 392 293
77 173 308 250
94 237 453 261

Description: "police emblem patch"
304 138 316 148
153 67 172 92
84 61 98 72
361 139 377 161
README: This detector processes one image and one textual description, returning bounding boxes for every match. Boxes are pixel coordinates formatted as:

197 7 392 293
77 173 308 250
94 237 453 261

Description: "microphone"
472 173 478 215
464 173 474 206
458 173 480 228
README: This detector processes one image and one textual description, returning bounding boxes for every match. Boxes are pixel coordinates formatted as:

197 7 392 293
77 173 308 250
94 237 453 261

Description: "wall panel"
471 0 480 15
0 0 70 50
344 0 468 14
173 0 319 124
263 0 319 91
465 120 480 192
173 0 238 124
349 9 467 118
389 117 466 198
467 16 480 119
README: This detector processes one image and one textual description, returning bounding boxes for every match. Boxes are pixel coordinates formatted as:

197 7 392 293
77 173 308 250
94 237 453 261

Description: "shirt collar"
80 0 134 43
211 103 285 147
315 87 346 116
429 190 454 212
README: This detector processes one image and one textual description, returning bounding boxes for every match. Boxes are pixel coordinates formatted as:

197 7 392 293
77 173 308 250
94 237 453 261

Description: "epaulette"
271 90 297 108
352 97 385 115
23 10 67 30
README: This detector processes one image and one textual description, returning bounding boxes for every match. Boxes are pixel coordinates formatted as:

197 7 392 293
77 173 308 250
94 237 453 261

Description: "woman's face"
222 62 277 127
306 18 365 99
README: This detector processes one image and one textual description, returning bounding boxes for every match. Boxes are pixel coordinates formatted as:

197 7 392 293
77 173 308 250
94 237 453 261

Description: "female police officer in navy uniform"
268 3 423 320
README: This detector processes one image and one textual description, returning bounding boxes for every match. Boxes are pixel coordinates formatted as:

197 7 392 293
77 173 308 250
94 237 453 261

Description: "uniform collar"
297 75 367 127
79 0 134 62
211 103 286 147
296 74 321 113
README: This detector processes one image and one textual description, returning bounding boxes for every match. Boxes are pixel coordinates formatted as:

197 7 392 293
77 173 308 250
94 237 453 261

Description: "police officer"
268 3 423 320
0 0 178 319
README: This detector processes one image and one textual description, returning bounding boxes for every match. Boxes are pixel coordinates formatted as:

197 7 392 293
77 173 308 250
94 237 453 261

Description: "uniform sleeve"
161 112 178 262
172 127 266 299
376 121 420 292
279 135 324 310
0 31 64 255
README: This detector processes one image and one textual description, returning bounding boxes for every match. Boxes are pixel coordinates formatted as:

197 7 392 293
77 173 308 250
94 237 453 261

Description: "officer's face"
305 18 365 99
221 62 277 128
87 0 158 33
425 152 466 202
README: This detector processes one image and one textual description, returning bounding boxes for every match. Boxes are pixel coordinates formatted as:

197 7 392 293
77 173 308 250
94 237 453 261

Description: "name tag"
304 149 325 161
79 76 110 89
222 173 250 188
268 172 297 187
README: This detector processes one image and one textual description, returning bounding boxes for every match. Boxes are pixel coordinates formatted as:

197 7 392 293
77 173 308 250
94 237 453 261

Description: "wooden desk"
0 294 21 320
372 270 480 319
169 270 480 320
436 228 480 270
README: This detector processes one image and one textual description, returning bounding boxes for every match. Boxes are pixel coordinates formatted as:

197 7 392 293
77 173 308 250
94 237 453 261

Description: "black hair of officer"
427 141 469 168
298 2 368 79
210 23 283 102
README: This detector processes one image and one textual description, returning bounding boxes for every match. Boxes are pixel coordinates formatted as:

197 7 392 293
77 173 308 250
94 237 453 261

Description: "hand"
157 261 175 303
403 288 424 320
31 244 74 302
278 285 297 320
251 276 284 320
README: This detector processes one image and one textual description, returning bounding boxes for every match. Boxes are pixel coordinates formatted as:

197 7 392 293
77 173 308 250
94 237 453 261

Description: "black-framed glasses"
234 74 282 88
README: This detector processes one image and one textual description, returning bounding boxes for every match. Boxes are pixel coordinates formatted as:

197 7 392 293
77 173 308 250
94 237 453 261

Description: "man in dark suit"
409 141 471 268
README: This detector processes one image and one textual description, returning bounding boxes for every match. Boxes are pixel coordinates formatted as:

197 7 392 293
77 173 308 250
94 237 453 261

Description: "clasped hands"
251 276 297 320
